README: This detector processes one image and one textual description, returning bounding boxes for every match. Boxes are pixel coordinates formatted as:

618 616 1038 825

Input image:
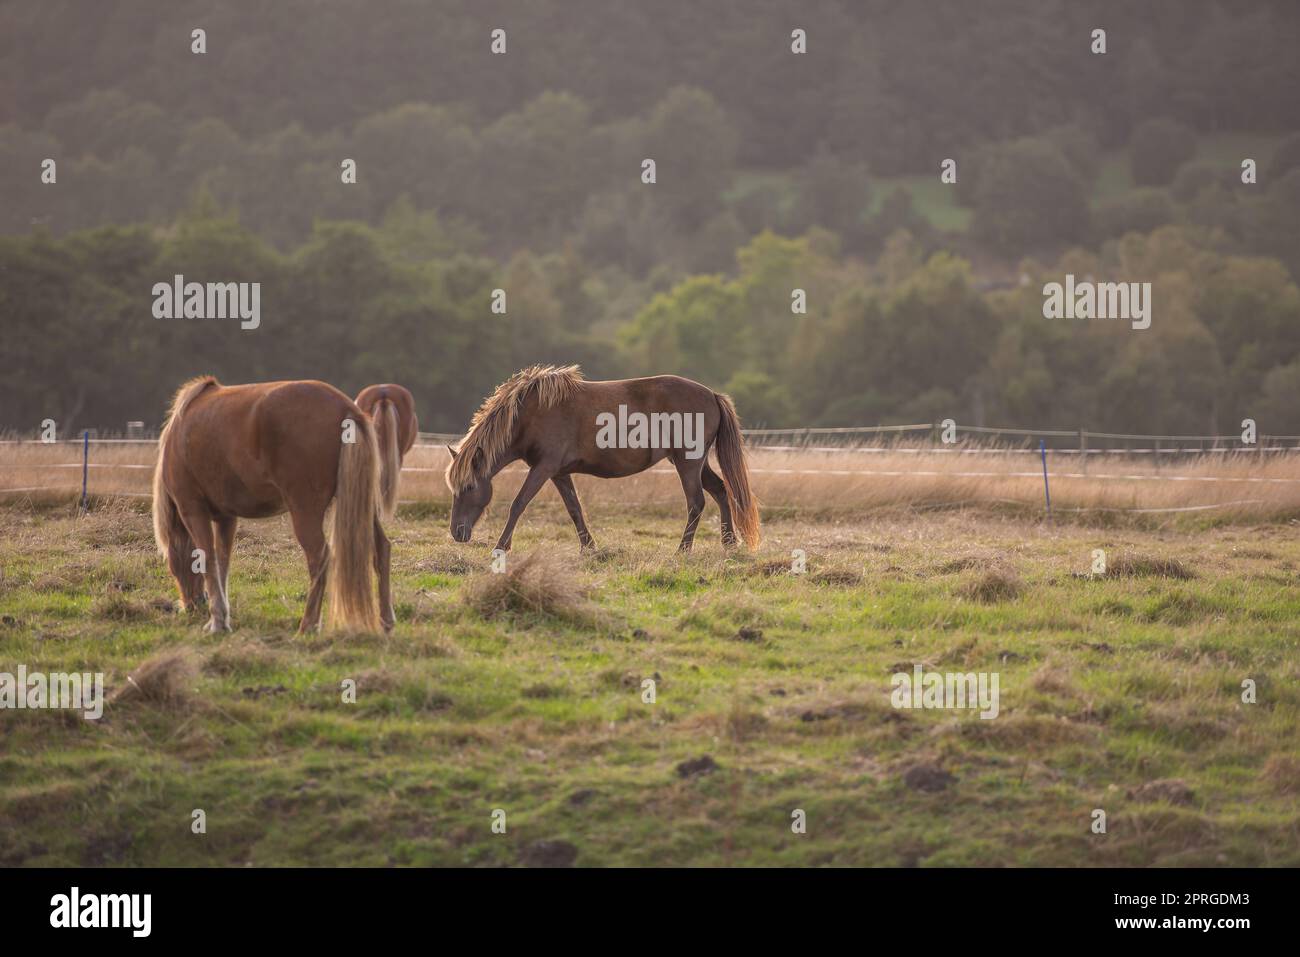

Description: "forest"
2 0 1299 433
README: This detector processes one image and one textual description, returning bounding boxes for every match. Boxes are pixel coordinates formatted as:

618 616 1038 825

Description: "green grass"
2 500 1299 866
867 174 972 232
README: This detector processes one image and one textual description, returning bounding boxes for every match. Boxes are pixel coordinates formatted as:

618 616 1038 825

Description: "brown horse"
152 376 392 634
445 365 760 552
355 383 419 519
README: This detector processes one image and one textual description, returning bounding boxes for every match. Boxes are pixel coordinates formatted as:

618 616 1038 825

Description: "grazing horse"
355 383 419 520
152 376 392 634
445 365 760 552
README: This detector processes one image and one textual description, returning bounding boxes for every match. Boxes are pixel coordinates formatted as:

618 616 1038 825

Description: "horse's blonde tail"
375 398 402 521
713 392 761 550
151 444 176 559
153 377 216 607
327 415 382 632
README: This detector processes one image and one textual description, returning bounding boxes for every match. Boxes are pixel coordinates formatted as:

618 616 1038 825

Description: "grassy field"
2 494 1299 867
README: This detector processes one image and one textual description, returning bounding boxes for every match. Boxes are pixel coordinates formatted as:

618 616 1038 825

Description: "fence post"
1078 429 1086 473
1039 439 1052 521
79 430 90 513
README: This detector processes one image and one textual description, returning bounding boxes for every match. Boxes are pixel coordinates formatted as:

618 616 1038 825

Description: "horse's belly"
574 448 670 478
203 469 285 518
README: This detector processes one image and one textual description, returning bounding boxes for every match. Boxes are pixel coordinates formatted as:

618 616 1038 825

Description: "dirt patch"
675 755 719 778
902 763 956 792
800 702 871 723
519 839 578 867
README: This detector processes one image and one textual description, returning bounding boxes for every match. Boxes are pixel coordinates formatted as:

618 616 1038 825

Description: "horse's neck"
485 448 519 479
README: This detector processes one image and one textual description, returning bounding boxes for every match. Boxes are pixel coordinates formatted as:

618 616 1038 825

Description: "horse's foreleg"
373 515 394 633
495 465 552 551
552 474 595 549
674 457 707 552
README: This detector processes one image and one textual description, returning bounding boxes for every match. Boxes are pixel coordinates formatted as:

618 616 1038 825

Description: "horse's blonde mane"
159 376 219 442
446 365 584 491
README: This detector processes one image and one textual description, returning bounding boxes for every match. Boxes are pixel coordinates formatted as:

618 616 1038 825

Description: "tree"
640 87 739 231
971 138 1089 255
1129 118 1197 187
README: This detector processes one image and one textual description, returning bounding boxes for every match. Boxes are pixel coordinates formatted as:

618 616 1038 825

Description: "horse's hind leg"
175 501 230 632
552 474 595 549
701 463 736 547
673 456 707 553
290 506 330 634
373 515 394 633
163 502 205 611
214 514 238 613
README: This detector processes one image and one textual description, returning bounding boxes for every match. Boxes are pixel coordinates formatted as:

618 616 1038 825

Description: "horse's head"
447 445 493 542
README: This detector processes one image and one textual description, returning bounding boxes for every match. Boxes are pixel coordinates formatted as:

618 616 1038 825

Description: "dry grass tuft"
413 553 475 576
960 566 1024 603
464 551 597 625
938 556 988 574
203 639 285 677
1262 755 1300 795
1106 554 1195 580
109 650 199 711
90 590 152 621
1030 662 1076 695
811 568 863 586
1127 778 1196 806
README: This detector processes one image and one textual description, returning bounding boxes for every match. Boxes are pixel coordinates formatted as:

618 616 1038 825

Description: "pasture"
2 471 1299 866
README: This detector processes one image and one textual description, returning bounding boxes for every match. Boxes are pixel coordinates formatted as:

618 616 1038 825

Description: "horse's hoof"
203 619 231 634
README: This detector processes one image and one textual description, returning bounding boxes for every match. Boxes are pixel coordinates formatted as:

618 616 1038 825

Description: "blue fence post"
80 430 89 513
1039 438 1052 520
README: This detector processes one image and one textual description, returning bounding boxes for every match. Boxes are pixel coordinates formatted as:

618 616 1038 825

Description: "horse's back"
521 374 721 477
580 375 719 419
164 379 360 515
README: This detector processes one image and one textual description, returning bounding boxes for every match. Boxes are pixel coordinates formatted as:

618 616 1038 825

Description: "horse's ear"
446 445 458 459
